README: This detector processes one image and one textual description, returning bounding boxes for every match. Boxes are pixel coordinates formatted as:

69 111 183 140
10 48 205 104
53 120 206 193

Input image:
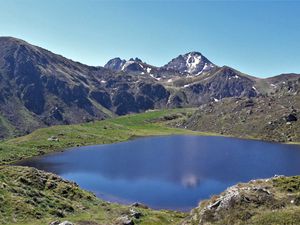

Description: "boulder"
285 113 297 122
50 221 73 225
49 221 60 225
47 136 59 142
116 215 134 225
130 202 149 209
130 208 142 219
59 222 73 225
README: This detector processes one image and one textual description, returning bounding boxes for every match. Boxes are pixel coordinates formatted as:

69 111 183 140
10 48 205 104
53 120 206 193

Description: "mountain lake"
16 135 300 211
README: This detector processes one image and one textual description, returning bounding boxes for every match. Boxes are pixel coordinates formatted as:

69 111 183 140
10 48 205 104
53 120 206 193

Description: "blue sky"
0 0 299 77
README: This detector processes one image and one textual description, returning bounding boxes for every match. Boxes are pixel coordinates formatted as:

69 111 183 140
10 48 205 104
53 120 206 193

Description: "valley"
0 37 299 141
0 36 299 225
0 108 299 224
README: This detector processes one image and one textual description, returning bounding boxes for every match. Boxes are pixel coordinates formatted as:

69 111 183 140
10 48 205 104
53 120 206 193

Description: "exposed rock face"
174 66 258 107
197 184 274 224
104 57 126 71
129 208 142 219
0 36 299 139
130 202 149 209
49 221 73 225
116 215 134 225
285 113 298 122
183 176 300 225
163 52 215 75
183 93 300 142
0 37 113 138
104 57 153 74
0 37 172 138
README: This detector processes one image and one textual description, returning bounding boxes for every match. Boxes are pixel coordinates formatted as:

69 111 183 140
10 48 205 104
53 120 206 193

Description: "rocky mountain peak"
163 51 216 75
104 57 126 71
0 36 28 46
104 57 147 73
129 57 143 63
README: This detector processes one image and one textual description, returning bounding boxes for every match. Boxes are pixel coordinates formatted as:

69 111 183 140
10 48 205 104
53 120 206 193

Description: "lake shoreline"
14 135 300 211
1 108 300 166
2 109 300 225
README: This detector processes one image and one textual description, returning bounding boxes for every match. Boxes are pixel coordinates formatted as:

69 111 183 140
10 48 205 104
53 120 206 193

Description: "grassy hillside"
183 94 300 143
0 109 202 225
183 176 300 225
1 107 300 225
0 166 186 225
0 108 205 165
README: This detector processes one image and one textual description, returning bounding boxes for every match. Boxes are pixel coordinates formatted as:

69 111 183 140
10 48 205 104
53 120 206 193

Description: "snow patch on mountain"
186 53 202 73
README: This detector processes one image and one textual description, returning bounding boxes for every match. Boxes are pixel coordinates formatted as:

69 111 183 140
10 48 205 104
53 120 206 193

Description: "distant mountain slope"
167 66 258 107
181 77 300 142
104 56 182 79
163 51 216 75
104 51 215 78
0 37 170 138
0 36 299 139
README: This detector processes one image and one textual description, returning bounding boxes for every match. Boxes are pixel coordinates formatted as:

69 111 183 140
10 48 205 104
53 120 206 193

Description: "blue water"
17 135 300 211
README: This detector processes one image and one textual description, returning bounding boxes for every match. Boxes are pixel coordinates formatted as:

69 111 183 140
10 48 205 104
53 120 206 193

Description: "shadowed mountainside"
0 36 299 139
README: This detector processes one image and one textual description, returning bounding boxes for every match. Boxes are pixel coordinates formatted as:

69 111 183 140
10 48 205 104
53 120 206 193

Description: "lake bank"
1 108 299 166
15 135 300 211
2 108 300 224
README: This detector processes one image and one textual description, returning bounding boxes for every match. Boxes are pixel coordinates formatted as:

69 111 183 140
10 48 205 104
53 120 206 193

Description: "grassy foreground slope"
0 108 202 165
183 176 300 225
0 109 199 225
0 166 186 225
2 108 300 225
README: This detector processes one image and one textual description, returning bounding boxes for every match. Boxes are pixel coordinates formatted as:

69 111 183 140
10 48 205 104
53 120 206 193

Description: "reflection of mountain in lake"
17 135 300 210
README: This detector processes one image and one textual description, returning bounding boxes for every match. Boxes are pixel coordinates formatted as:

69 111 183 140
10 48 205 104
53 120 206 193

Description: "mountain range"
0 36 299 139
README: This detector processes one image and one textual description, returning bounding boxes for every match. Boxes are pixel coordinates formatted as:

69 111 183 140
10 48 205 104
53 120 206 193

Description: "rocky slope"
162 52 215 75
182 175 300 225
181 77 300 142
0 37 171 138
0 36 299 139
104 52 215 77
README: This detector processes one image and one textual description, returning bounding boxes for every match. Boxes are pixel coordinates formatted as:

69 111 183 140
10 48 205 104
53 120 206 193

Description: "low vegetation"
183 176 300 225
0 109 197 225
183 93 300 143
0 108 202 165
1 108 300 224
0 166 186 225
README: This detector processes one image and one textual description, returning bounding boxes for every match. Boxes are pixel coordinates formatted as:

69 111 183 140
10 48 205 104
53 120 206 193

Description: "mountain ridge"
0 36 299 139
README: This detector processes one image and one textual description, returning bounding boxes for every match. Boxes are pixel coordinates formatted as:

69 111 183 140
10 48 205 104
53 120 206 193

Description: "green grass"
0 108 207 165
3 108 300 224
0 166 186 225
184 176 300 225
0 115 15 137
0 109 206 224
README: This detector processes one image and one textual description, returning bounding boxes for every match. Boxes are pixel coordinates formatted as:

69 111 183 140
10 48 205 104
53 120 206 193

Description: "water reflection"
17 135 300 211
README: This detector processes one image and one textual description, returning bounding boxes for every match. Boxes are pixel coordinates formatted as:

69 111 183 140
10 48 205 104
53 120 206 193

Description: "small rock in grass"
130 202 149 209
59 221 73 225
49 221 60 225
116 215 134 225
47 136 59 142
130 208 142 219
